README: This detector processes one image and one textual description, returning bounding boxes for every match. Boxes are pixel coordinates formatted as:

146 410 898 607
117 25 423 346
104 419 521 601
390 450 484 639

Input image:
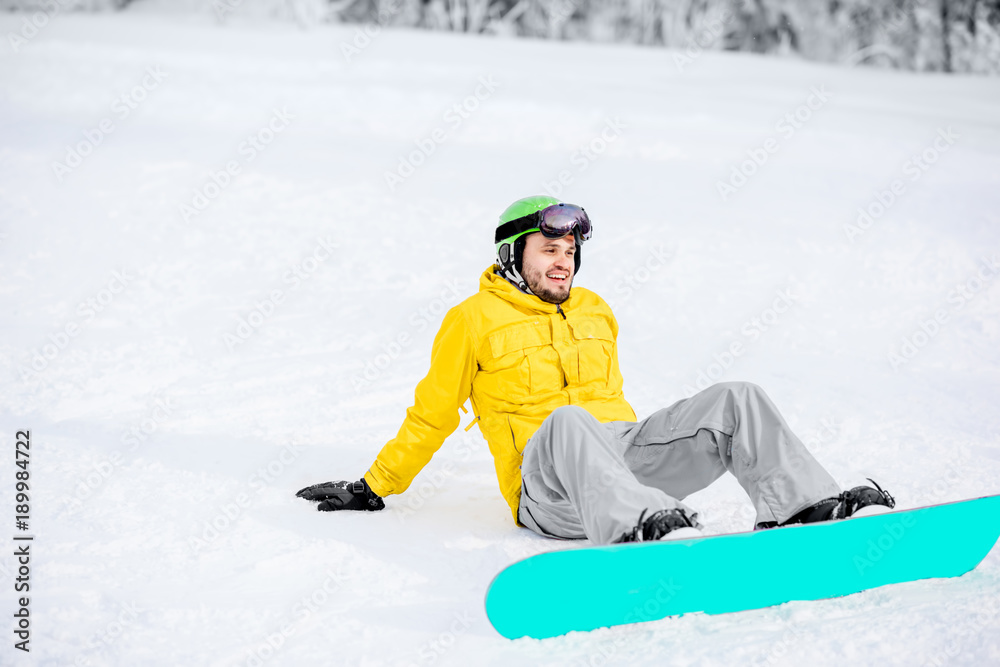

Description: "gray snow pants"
517 381 841 544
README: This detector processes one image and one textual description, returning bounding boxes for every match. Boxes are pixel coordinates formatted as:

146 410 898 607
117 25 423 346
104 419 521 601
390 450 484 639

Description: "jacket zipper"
556 303 566 320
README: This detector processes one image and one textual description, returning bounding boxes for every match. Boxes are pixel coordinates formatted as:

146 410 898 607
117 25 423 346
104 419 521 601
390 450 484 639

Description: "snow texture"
1 9 999 667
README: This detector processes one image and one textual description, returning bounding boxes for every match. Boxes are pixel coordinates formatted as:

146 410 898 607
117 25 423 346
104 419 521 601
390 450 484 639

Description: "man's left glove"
295 479 385 512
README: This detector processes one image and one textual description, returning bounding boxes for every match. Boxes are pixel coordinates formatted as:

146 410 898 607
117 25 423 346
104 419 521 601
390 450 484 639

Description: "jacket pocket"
567 318 615 388
486 322 560 397
507 413 523 454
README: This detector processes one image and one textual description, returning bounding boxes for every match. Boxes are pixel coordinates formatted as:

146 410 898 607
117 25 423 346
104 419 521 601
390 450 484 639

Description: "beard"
522 262 573 304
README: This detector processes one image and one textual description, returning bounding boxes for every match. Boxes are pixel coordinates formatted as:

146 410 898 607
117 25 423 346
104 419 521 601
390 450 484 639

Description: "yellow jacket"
364 267 636 522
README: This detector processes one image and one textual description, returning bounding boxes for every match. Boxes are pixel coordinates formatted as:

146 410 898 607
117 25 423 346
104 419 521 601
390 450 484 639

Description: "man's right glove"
295 478 385 512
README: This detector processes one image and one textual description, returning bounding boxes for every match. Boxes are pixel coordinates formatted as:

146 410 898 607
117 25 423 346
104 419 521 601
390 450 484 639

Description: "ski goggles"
494 203 593 245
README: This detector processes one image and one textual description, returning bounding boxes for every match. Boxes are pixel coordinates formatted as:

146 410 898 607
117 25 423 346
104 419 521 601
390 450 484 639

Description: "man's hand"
295 479 385 511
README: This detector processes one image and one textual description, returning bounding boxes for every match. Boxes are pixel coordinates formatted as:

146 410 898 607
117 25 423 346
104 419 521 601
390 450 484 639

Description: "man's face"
521 232 575 304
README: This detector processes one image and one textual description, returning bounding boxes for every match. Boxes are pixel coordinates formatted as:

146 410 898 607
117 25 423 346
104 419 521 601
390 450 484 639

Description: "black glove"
295 479 385 512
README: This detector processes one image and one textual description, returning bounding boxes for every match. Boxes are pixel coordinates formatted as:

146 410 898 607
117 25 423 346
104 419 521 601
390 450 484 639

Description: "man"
297 196 894 544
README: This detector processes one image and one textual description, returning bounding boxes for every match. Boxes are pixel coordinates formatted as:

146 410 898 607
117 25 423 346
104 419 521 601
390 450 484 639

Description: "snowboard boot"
618 508 703 543
756 478 896 530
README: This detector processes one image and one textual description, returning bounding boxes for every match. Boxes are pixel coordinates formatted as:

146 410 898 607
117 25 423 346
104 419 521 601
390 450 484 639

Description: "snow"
1 9 999 666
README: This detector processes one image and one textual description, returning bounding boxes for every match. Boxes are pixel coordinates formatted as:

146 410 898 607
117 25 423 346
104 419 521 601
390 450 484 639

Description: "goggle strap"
495 214 538 244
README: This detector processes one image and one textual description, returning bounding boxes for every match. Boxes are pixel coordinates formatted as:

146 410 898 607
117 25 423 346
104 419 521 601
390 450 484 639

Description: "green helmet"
495 195 584 293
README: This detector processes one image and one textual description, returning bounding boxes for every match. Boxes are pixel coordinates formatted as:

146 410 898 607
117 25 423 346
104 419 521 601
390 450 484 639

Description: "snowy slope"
1 10 999 666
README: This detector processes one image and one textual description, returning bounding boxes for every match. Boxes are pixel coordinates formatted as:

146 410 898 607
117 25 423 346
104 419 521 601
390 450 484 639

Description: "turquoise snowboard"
486 494 1000 639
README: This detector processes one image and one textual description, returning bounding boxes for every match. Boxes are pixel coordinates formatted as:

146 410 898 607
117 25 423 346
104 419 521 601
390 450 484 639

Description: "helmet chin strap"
513 275 534 295
496 259 534 295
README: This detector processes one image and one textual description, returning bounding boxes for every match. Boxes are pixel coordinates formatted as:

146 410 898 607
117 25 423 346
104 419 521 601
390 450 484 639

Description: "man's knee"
715 380 765 399
547 405 594 428
537 406 596 456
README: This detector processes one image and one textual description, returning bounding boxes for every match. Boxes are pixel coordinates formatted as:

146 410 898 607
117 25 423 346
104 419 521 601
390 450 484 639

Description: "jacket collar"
479 266 573 315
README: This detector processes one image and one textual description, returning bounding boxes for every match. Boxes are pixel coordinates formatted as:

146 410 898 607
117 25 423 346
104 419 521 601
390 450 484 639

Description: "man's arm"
364 305 477 498
297 304 477 511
